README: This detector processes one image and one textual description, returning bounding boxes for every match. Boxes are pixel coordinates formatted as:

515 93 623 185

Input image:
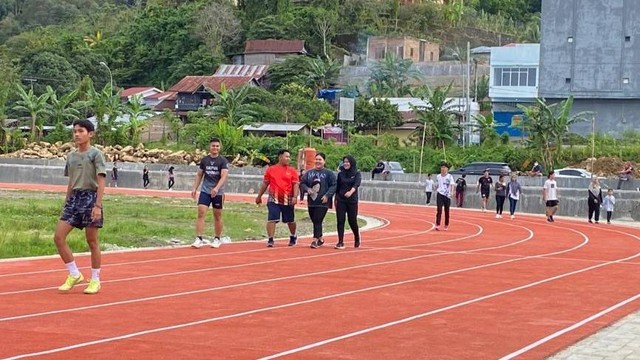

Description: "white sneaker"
495 214 500 219
510 215 515 220
482 207 486 213
211 238 222 249
191 238 210 249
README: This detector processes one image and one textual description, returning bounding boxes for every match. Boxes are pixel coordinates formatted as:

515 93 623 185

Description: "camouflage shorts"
60 190 104 229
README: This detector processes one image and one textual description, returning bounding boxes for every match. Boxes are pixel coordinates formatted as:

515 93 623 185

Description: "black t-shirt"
336 171 362 203
478 176 493 192
455 177 466 191
199 155 229 194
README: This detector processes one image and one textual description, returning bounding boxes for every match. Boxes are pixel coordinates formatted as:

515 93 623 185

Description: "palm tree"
208 84 257 126
306 57 341 96
518 97 591 170
13 86 50 140
368 52 422 97
84 79 124 145
125 94 154 145
412 84 460 175
46 86 80 127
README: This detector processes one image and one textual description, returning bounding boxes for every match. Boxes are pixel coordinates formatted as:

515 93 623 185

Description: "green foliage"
368 52 422 97
354 98 402 133
19 51 80 95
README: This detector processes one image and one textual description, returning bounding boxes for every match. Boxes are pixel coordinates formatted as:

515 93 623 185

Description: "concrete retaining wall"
2 160 639 222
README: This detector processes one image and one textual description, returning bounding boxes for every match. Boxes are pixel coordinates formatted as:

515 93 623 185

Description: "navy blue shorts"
60 190 103 229
198 192 224 209
267 202 295 223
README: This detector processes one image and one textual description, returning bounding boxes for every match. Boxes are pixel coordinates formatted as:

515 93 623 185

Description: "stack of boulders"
0 141 211 165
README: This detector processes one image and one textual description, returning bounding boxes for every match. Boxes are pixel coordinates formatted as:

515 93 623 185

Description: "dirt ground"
576 157 639 177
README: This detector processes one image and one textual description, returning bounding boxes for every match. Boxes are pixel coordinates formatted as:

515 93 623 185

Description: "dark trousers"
607 211 613 222
436 193 451 226
426 192 432 204
308 206 328 239
588 199 600 222
509 197 518 215
496 195 506 214
336 200 360 244
168 178 175 189
143 178 150 188
455 190 464 207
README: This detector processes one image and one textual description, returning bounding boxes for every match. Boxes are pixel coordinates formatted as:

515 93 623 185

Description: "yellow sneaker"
84 279 101 294
58 274 84 292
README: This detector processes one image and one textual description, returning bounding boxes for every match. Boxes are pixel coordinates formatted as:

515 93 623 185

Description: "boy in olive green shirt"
54 119 106 294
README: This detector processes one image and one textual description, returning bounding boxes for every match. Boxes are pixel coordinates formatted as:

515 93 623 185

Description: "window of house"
493 67 537 87
623 77 630 84
625 36 631 42
375 47 386 59
430 52 434 61
397 46 404 58
566 78 571 84
410 48 414 57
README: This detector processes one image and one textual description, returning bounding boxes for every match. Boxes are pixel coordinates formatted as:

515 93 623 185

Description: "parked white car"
554 168 603 179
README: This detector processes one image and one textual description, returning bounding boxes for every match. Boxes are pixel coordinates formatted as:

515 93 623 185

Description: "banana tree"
125 94 154 145
45 86 80 126
13 86 50 140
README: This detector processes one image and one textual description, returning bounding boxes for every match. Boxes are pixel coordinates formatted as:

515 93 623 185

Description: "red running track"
1 183 640 359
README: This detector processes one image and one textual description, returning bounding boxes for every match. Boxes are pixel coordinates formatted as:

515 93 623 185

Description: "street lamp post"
99 61 113 95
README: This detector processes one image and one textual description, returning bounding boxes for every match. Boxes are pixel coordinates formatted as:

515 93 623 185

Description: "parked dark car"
451 162 512 176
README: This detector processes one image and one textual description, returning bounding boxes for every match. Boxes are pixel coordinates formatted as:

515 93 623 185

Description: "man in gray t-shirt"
190 137 229 248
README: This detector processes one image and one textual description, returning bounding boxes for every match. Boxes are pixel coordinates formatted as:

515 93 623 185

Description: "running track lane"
1 183 640 359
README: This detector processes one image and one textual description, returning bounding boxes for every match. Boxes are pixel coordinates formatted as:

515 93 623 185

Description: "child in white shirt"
602 188 616 224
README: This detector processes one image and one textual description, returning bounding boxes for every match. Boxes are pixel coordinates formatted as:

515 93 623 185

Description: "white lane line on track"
0 221 483 321
257 225 640 359
7 224 588 360
498 293 640 360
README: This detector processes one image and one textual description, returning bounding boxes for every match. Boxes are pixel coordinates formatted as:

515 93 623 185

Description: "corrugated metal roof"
146 91 177 100
242 123 308 132
121 87 157 97
244 39 306 54
214 64 267 78
168 76 255 94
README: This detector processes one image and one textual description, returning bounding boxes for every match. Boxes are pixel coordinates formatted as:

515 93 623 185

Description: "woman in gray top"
495 175 507 218
506 174 522 220
300 152 337 249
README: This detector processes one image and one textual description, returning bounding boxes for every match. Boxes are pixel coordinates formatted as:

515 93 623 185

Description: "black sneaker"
317 238 324 247
288 235 297 246
310 240 319 249
354 239 361 248
335 242 345 250
267 239 274 247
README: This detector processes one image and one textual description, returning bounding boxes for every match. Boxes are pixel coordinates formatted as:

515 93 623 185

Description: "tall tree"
13 86 50 140
208 84 258 126
125 94 154 145
194 1 241 57
306 57 341 95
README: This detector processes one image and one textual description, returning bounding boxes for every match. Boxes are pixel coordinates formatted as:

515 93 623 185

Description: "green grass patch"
0 190 364 259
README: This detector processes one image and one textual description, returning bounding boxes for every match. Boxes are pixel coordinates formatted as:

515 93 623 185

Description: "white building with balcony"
489 43 540 138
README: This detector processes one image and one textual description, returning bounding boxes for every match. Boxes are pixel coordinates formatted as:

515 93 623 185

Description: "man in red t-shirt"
256 149 300 247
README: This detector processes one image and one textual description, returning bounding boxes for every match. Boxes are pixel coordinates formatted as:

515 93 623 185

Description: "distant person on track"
167 166 175 191
255 149 300 248
587 177 603 224
110 160 118 187
301 152 337 249
142 165 150 189
495 175 507 218
424 174 434 205
53 119 106 295
543 171 559 223
506 174 522 220
476 169 493 212
455 173 467 207
603 188 616 224
191 137 229 249
335 155 361 249
435 162 455 231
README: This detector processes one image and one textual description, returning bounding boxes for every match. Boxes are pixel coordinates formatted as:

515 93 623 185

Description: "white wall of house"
489 44 540 102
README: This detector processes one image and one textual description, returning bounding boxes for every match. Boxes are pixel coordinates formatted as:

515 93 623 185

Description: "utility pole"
466 41 471 147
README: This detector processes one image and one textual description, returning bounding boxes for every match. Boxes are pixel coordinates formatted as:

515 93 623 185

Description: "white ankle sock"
91 268 101 281
65 261 80 277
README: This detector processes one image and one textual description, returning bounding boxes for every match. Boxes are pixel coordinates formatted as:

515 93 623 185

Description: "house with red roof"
168 65 269 115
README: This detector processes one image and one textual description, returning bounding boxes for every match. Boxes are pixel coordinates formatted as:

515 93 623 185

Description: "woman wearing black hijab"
335 155 361 249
